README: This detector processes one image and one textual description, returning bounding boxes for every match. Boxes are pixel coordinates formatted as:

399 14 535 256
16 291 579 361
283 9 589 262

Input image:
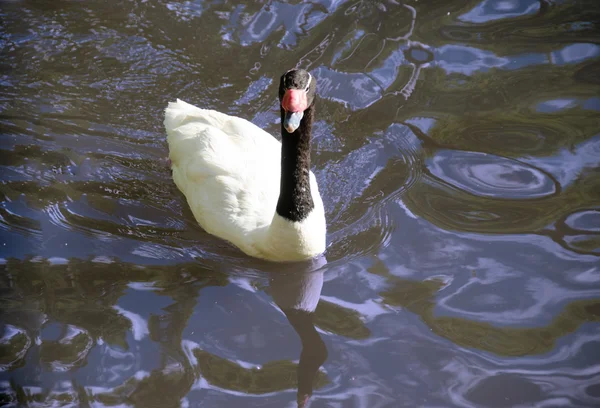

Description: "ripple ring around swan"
322 123 424 261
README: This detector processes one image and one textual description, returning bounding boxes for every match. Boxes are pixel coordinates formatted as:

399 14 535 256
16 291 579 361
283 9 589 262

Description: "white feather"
164 99 326 261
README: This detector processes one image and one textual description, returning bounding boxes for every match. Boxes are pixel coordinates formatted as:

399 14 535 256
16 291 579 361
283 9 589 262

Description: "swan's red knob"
282 89 308 112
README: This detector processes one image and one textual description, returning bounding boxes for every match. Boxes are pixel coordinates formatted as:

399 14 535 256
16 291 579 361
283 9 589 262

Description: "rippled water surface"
1 0 600 406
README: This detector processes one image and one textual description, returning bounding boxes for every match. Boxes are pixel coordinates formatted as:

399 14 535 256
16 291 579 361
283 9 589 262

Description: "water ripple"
459 0 540 24
564 210 600 233
319 123 423 259
427 149 558 200
40 325 94 372
1 0 599 406
0 325 32 371
0 199 42 238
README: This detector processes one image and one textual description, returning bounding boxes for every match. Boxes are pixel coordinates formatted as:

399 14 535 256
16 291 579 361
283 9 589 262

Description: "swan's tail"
164 99 235 176
164 99 230 134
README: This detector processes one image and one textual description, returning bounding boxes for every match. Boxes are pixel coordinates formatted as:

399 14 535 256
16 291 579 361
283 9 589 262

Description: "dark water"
1 0 600 406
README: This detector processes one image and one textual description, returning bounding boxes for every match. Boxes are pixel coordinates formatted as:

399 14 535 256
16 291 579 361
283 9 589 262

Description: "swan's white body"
164 99 326 262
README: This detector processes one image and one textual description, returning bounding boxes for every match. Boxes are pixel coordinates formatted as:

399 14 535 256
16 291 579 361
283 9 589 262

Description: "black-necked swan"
164 69 326 261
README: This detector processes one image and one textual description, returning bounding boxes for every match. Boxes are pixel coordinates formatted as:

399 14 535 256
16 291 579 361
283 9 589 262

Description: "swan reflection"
268 256 328 407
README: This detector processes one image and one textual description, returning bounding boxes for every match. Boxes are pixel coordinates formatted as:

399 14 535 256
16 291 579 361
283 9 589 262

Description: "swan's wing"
165 99 281 173
165 100 281 254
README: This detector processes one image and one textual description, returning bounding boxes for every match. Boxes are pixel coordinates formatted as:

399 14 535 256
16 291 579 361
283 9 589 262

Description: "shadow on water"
1 0 600 406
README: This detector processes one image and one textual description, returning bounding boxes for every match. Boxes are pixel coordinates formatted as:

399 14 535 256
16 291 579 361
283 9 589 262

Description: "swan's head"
279 69 316 133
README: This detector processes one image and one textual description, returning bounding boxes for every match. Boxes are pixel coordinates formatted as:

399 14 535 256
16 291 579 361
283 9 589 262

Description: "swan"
164 69 326 261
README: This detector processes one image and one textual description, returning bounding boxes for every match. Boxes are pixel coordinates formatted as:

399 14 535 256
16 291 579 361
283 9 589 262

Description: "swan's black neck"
276 104 315 222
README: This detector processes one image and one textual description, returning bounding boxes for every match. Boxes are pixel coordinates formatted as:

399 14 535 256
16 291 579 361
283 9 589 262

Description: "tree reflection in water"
0 257 357 407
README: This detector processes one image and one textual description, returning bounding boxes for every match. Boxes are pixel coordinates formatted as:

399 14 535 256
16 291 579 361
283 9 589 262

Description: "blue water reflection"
460 0 540 23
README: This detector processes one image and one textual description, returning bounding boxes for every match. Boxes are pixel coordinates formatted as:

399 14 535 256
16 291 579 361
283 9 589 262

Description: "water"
1 0 599 406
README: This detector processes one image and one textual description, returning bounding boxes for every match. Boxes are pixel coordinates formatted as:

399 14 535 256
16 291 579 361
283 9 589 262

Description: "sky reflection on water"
1 0 599 406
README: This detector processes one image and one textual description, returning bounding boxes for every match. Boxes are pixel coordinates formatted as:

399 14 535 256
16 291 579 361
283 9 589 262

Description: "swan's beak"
284 110 303 133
